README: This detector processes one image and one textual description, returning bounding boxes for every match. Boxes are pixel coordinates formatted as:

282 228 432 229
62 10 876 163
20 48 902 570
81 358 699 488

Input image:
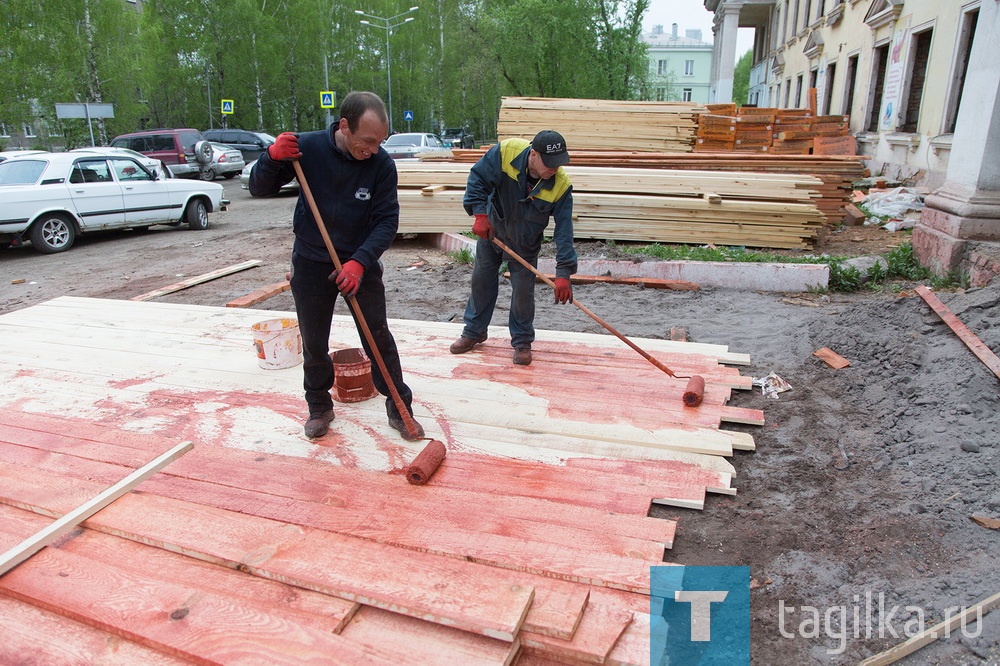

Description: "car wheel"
194 140 213 165
185 199 210 230
222 172 237 179
29 214 76 254
199 168 216 181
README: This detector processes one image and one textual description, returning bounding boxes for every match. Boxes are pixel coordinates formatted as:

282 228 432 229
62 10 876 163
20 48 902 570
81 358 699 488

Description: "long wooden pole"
292 160 422 440
0 441 193 576
491 236 685 379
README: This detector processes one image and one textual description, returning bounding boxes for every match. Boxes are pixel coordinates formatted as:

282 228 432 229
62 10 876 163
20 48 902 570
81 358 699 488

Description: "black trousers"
289 251 413 420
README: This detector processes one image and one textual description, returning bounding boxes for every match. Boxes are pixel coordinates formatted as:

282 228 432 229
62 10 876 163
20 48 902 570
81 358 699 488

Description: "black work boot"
304 409 335 439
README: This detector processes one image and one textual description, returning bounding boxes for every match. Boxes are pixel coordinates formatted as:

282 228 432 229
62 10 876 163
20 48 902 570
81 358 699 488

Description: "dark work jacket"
463 138 577 278
249 127 399 268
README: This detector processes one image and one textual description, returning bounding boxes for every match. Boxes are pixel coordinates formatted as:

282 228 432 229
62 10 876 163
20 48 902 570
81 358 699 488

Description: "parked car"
0 152 227 254
69 146 170 180
0 149 47 163
203 129 276 163
109 128 213 179
381 133 453 160
202 142 246 180
440 127 475 149
240 159 298 192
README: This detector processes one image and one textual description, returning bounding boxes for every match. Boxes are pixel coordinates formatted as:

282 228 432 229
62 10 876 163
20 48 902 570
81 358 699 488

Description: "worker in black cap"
450 130 578 366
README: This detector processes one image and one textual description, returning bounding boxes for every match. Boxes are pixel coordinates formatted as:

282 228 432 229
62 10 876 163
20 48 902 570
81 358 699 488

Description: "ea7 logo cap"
531 130 570 168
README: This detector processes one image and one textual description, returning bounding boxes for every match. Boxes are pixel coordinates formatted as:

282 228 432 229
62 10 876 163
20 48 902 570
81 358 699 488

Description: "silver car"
203 142 246 180
381 133 453 160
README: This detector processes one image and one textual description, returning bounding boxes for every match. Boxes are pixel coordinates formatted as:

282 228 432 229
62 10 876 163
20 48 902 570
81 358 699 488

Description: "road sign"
221 99 234 115
55 103 115 119
403 110 414 122
320 91 336 109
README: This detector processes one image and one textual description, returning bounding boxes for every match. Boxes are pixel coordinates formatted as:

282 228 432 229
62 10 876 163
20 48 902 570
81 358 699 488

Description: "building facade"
643 24 714 104
705 0 1000 283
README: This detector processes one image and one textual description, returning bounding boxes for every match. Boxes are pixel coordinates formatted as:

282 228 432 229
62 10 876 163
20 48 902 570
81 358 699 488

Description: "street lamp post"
356 6 418 133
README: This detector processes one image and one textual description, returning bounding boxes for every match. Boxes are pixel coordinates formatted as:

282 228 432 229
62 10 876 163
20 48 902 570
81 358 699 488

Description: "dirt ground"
2 178 998 664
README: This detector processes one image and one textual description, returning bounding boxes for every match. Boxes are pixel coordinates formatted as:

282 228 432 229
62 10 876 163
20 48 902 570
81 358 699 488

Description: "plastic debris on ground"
863 187 925 219
753 371 793 399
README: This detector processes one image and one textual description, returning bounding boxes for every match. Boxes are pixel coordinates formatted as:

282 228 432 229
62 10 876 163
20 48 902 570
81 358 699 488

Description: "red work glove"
268 132 301 161
471 214 493 240
554 277 572 304
331 260 364 297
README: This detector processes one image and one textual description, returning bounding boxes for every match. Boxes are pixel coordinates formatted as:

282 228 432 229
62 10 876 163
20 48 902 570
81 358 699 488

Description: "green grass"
448 248 474 265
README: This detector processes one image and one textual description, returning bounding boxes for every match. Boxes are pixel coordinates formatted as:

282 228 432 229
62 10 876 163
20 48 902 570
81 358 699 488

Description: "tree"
733 48 752 107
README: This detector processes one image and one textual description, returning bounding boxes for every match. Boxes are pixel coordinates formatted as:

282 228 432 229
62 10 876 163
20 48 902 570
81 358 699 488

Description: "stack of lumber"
448 150 865 225
497 96 707 153
0 296 764 663
398 162 826 249
695 106 855 156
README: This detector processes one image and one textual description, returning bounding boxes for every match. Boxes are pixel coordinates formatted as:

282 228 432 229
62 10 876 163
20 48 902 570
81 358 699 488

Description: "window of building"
684 60 694 76
23 123 37 138
844 53 859 117
682 88 693 102
794 74 804 108
784 78 792 107
866 42 890 131
899 28 933 133
792 0 800 36
823 62 837 115
775 83 782 108
945 7 978 133
0 123 9 138
781 1 789 41
803 0 812 29
657 60 668 76
656 87 667 102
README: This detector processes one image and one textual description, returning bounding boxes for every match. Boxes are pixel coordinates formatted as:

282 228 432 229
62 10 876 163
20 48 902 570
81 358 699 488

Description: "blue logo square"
650 565 750 665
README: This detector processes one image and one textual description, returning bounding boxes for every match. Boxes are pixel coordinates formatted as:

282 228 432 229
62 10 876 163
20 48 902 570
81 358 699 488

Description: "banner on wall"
878 17 912 132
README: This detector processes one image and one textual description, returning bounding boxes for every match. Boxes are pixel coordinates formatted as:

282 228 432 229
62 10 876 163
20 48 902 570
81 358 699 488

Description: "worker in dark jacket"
249 91 423 441
450 130 578 365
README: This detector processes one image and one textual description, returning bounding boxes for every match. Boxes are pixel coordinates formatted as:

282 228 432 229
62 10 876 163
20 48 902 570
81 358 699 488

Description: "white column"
715 3 743 104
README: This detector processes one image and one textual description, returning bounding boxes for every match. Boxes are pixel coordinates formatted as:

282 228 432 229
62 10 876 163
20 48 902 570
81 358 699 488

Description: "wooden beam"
226 280 291 308
916 285 1000 380
0 441 192 576
517 272 700 291
130 260 262 302
858 591 1000 665
812 347 851 369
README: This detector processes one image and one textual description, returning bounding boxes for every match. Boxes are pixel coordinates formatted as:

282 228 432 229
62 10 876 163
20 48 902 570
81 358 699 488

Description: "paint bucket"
251 318 303 370
331 347 378 403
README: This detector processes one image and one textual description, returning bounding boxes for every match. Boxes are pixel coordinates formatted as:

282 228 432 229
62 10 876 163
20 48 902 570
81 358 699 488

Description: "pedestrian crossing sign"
320 91 336 109
221 99 234 115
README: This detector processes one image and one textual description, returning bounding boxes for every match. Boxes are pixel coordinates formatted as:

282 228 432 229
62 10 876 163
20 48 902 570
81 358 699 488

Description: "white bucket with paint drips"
251 318 303 369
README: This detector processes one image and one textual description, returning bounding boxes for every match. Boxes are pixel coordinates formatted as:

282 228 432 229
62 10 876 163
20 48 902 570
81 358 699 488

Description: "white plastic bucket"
251 318 303 370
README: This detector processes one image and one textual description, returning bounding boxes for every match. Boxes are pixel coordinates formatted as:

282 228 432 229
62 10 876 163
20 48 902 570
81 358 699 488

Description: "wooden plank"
0 440 192 576
339 606 518 666
226 280 291 308
129 260 262 302
0 462 536 641
0 596 189 666
520 601 634 664
858 591 1000 665
812 347 851 369
916 285 1000 380
0 544 403 665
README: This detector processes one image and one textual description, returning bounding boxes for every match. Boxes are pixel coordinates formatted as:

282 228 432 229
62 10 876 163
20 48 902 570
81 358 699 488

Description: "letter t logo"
675 590 729 641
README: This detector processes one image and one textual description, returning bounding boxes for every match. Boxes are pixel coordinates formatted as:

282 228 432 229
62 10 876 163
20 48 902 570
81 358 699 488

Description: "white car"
70 146 170 180
203 142 246 181
0 152 228 254
381 133 453 160
0 149 47 163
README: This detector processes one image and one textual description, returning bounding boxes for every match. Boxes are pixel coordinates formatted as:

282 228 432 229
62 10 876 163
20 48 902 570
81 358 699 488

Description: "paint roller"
405 439 447 485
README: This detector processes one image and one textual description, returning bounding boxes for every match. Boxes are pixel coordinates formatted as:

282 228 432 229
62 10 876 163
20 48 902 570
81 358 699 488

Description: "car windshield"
0 159 47 186
443 128 463 136
383 135 422 147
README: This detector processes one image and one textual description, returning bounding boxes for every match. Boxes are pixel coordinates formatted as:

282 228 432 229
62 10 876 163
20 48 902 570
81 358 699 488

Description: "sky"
642 0 756 61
